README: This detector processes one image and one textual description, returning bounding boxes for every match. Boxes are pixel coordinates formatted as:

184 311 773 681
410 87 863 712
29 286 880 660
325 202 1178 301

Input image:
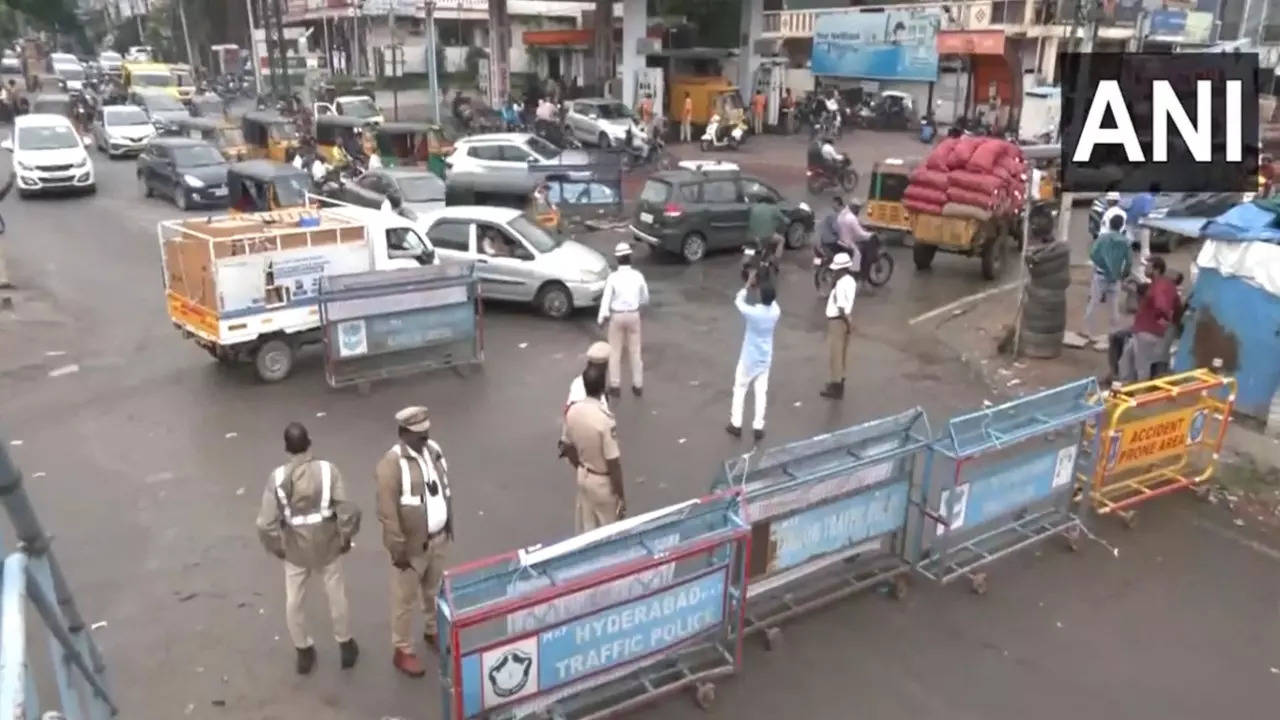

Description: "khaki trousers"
607 311 643 390
283 559 351 649
681 118 692 142
827 317 851 383
575 467 620 533
390 535 449 650
753 112 763 135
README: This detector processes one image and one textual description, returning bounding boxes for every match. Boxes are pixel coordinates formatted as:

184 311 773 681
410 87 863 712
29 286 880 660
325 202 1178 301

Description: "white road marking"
48 363 80 377
908 280 1022 326
1192 517 1280 562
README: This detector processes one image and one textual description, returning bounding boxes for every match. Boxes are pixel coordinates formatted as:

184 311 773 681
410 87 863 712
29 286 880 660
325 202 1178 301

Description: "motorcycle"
806 156 859 194
700 114 746 151
813 234 894 294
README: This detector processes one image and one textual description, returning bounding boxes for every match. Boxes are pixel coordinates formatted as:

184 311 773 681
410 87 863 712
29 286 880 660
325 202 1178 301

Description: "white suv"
3 114 95 197
445 133 589 176
564 98 647 149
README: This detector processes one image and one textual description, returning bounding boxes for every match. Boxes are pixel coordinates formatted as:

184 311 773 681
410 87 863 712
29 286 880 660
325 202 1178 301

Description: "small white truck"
313 95 385 125
158 202 437 381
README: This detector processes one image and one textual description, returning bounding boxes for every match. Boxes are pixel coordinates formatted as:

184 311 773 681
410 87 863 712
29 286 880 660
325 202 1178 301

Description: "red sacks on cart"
909 167 950 191
997 155 1025 178
967 138 1012 172
948 170 1004 195
904 184 949 206
947 185 1002 209
946 135 982 169
904 198 945 215
926 138 958 171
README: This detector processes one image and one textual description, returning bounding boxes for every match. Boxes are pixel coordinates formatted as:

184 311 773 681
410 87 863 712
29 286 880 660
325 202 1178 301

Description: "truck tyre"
913 242 936 270
254 339 294 383
535 282 573 319
981 235 1009 280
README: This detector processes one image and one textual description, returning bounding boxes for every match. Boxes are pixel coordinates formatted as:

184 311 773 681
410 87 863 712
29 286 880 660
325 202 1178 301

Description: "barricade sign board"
916 378 1104 593
438 494 750 720
318 262 482 388
713 408 932 641
1087 368 1235 523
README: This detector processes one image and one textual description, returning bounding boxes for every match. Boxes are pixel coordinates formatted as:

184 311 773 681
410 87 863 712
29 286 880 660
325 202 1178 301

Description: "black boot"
339 638 359 669
834 380 845 398
295 645 317 675
819 382 840 399
725 423 742 438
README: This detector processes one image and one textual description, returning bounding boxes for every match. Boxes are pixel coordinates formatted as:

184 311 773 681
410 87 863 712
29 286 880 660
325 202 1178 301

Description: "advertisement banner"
1183 11 1215 44
1148 9 1188 40
810 9 941 82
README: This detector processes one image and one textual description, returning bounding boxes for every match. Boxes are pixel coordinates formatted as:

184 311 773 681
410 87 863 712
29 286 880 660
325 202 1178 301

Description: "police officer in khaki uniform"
375 406 453 678
561 365 626 532
256 422 361 675
564 341 611 412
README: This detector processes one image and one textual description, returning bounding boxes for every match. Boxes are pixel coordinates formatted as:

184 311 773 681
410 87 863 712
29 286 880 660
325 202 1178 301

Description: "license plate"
639 212 653 224
211 187 228 196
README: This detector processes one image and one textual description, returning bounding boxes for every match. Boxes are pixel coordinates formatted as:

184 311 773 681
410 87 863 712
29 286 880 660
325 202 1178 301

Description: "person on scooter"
817 195 844 255
836 198 869 273
819 135 848 183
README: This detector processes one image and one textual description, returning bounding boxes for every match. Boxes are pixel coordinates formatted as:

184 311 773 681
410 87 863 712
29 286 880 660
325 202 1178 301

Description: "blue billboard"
810 9 942 83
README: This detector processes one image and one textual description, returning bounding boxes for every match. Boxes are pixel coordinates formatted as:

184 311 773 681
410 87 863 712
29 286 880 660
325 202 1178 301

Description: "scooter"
700 114 746 151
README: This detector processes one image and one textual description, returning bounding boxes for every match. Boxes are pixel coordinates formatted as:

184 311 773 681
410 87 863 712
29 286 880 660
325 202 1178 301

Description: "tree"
2 0 88 49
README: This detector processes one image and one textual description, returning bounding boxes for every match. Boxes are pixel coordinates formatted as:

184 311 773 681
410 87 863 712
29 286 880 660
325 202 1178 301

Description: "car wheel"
535 282 573 319
138 173 152 198
785 221 807 250
681 232 707 263
913 242 937 270
254 339 294 383
175 186 188 210
597 132 610 149
700 139 711 152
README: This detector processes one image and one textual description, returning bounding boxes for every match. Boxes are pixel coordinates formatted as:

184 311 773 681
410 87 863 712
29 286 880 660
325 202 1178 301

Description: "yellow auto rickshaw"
241 110 300 162
227 160 311 213
175 116 251 162
313 114 376 167
374 122 454 178
445 172 561 230
863 157 917 239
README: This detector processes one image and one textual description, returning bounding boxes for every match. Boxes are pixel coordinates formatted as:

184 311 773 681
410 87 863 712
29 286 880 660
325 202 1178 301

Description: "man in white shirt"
598 242 649 397
821 252 857 400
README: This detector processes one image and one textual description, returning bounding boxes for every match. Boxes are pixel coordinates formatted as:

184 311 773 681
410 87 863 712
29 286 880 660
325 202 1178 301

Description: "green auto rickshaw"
374 122 454 177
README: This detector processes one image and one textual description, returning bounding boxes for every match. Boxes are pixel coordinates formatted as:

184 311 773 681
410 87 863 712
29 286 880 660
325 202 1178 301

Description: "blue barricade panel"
438 494 750 720
917 378 1105 589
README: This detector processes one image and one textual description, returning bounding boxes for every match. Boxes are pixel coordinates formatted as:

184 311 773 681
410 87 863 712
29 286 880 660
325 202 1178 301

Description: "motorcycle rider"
823 89 841 133
817 134 848 182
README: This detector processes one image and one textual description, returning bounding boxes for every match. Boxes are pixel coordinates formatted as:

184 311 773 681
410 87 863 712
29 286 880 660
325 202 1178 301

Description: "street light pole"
177 0 196 71
245 0 264 93
426 0 441 124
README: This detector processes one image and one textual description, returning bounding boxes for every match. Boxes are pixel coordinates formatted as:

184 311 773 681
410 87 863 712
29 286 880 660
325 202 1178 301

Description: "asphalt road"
1 129 1277 719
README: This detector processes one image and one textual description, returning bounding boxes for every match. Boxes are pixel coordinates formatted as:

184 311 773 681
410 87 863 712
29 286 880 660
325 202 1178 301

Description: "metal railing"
0 445 116 719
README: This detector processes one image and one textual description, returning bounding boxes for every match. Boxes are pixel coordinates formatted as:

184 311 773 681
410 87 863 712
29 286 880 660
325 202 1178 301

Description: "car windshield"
0 60 19 71
340 97 378 118
133 72 173 88
509 214 561 253
55 66 85 80
217 127 246 146
16 125 80 150
596 103 632 120
143 93 184 111
273 175 309 207
105 108 150 126
524 136 559 161
639 179 671 204
100 53 122 62
174 145 226 167
396 174 446 203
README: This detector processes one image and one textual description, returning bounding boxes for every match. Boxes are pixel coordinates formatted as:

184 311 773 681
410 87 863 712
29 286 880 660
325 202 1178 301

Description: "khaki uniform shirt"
563 397 620 474
256 453 361 570
375 439 452 562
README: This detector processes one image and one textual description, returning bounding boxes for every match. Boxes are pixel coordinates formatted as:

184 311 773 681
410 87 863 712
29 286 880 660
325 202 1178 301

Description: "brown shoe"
423 633 439 652
393 648 426 678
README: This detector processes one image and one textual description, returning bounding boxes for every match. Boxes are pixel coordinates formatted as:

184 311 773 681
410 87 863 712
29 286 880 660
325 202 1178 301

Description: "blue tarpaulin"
1199 201 1280 243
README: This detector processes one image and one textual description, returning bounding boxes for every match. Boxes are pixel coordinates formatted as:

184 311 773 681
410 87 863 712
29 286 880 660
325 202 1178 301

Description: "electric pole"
272 0 292 99
245 0 264 94
1056 0 1100 247
178 0 196 71
426 0 441 124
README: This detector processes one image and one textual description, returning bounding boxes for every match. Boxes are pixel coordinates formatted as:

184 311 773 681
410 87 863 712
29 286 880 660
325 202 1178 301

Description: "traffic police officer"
564 341 611 412
561 365 626 532
375 406 453 678
256 422 361 675
598 242 649 397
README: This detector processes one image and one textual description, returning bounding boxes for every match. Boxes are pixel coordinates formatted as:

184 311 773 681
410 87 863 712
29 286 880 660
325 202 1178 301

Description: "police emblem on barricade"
336 319 367 357
1105 430 1123 471
487 648 534 699
1187 408 1209 444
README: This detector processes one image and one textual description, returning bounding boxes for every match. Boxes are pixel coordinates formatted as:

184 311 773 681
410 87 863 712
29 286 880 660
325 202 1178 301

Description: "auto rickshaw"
175 116 251 162
241 110 300 162
188 93 226 118
445 171 561 230
863 157 917 241
312 114 376 167
373 122 454 177
226 160 311 213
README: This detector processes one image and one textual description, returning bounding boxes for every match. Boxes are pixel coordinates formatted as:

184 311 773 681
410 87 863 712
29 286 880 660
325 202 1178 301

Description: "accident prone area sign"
1103 405 1207 472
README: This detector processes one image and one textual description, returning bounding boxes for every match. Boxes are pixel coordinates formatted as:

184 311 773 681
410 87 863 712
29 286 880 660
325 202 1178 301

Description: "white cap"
830 252 853 270
614 242 632 257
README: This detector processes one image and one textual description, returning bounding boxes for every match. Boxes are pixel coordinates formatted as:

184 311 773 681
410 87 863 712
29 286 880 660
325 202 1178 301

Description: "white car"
313 95 384 125
564 98 648 149
445 133 591 176
419 205 609 318
3 114 95 196
92 104 156 157
98 50 123 74
52 61 85 92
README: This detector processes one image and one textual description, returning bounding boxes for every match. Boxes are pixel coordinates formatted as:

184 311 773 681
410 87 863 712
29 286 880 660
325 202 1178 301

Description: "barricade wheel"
694 682 716 711
1193 484 1213 502
1065 526 1081 552
763 627 782 651
891 575 909 600
970 573 988 595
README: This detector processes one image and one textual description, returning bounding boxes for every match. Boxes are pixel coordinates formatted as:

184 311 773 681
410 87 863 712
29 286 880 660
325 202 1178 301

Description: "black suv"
630 170 814 262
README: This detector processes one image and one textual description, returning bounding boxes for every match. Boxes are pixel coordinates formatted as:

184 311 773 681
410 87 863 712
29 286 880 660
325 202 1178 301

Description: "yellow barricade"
1085 367 1236 524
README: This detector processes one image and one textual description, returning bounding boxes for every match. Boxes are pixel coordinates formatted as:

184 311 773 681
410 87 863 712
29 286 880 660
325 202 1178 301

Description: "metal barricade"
916 378 1105 594
438 493 750 720
711 408 931 649
0 445 117 719
318 261 482 388
1084 367 1236 526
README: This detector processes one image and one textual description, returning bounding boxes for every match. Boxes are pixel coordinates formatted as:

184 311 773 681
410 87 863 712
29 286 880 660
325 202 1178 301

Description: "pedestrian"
1119 256 1178 382
681 91 693 143
727 272 781 440
751 89 766 135
1125 187 1157 279
565 340 611 412
639 92 654 131
562 364 626 532
820 252 857 399
1082 212 1131 340
255 422 361 675
598 242 649 398
375 406 453 678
